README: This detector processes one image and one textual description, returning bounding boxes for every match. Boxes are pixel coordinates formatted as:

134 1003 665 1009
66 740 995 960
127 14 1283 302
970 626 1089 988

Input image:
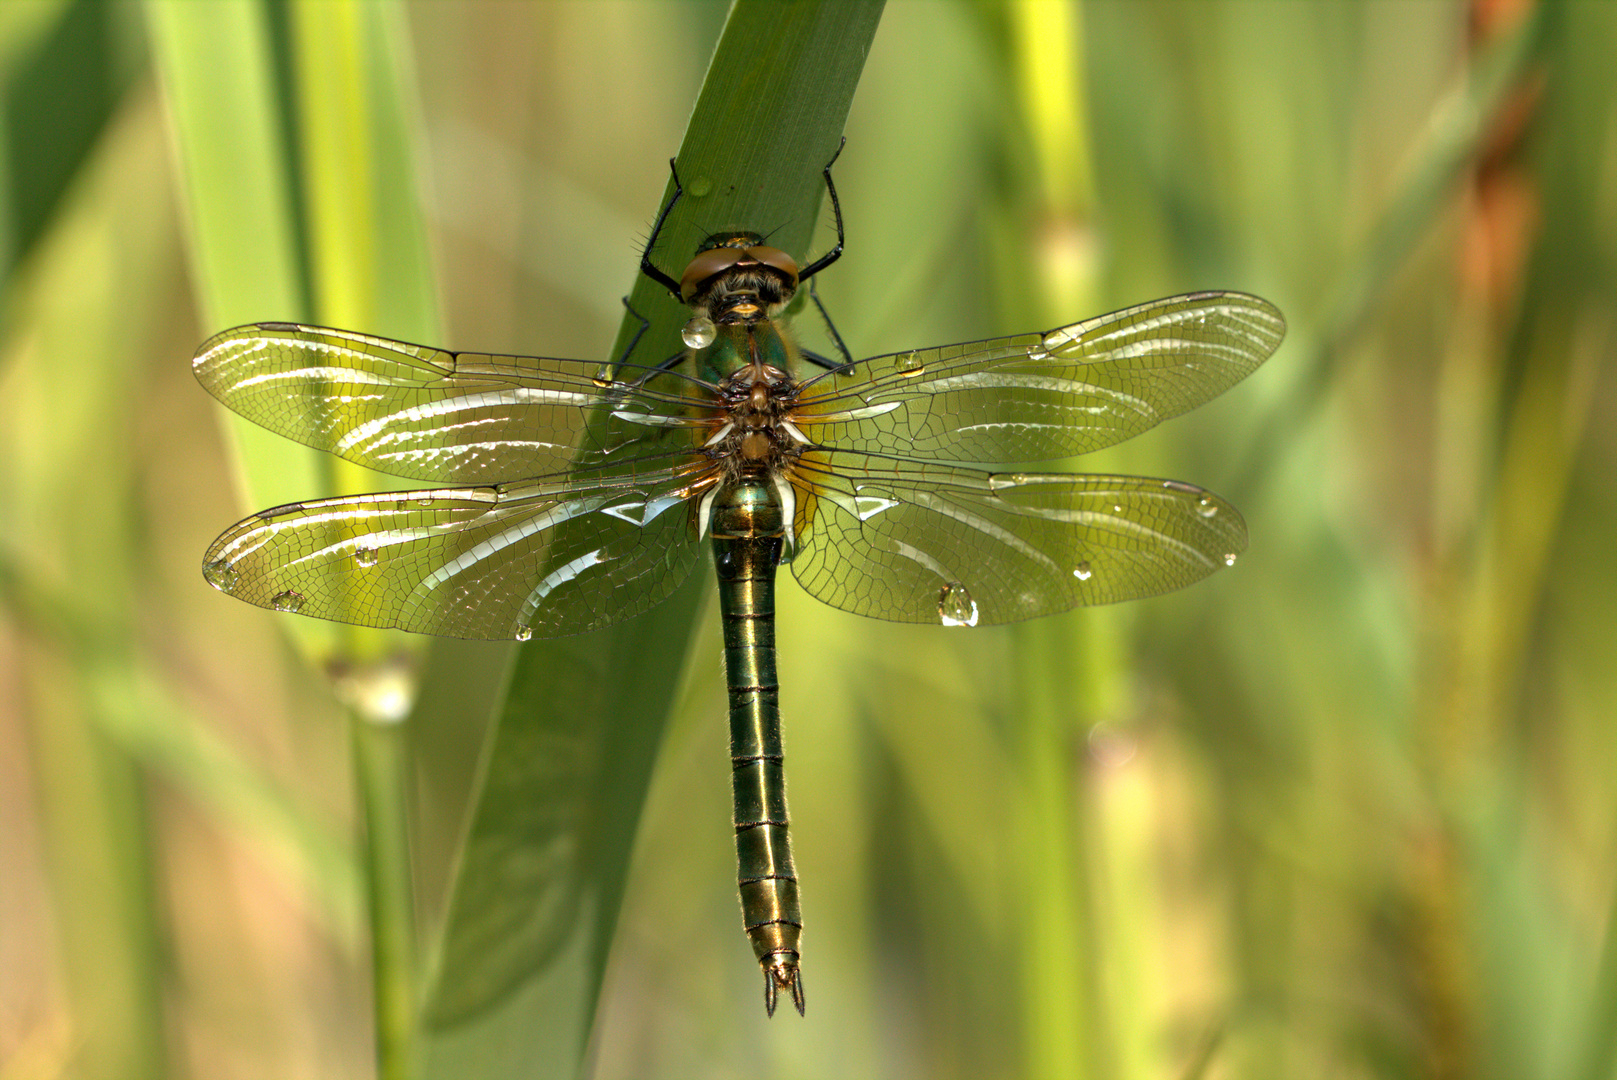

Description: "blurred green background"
2 1 1615 1078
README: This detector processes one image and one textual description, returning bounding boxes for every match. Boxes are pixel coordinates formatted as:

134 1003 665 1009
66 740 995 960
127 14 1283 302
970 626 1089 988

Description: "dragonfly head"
681 232 799 324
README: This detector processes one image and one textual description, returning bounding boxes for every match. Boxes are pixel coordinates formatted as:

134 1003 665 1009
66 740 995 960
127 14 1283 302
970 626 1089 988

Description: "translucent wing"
193 323 712 485
200 456 713 639
787 452 1247 625
792 292 1284 463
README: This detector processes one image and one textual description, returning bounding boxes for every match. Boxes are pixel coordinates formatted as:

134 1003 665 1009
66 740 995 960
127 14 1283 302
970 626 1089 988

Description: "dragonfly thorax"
680 232 799 324
709 362 806 477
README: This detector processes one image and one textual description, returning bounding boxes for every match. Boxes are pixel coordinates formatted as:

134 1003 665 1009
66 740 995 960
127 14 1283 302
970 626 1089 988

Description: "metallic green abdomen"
709 475 804 1016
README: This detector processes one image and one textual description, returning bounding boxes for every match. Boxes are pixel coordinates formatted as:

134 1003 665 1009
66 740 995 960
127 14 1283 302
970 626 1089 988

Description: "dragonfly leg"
797 137 846 282
618 349 693 391
602 299 688 386
807 276 853 368
614 295 650 369
639 158 686 299
798 348 842 372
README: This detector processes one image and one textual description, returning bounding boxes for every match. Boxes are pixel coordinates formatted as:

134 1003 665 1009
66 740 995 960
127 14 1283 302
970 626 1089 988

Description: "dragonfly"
194 145 1284 1017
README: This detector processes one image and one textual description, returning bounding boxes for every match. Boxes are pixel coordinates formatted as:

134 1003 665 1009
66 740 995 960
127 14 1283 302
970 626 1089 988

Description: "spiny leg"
639 158 686 298
614 295 650 369
807 276 853 368
797 137 846 282
798 349 843 373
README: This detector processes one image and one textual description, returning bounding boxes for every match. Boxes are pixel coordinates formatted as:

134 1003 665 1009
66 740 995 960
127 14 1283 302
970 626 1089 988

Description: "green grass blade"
155 3 440 1076
147 0 335 658
0 78 180 1080
0 0 133 287
419 3 884 1074
282 6 441 1075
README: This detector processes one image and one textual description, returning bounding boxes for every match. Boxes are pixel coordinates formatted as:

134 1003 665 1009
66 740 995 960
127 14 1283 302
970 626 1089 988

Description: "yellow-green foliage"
1 3 1612 1079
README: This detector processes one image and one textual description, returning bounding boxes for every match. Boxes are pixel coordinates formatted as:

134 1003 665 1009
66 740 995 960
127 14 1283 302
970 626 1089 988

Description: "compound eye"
680 247 743 302
745 245 799 285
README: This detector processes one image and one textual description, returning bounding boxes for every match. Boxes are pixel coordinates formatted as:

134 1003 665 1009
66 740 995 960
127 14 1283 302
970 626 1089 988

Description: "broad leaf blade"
419 2 885 1075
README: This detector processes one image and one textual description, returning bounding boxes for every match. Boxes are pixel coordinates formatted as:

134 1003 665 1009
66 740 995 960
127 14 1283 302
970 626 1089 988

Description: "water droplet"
937 582 980 627
896 351 926 377
682 316 716 349
270 590 305 613
416 497 435 508
514 625 533 642
592 372 616 389
1073 561 1093 581
354 545 379 568
1025 342 1051 362
1197 496 1218 518
688 176 712 198
202 558 238 592
1223 552 1238 566
1112 504 1123 514
1088 722 1137 768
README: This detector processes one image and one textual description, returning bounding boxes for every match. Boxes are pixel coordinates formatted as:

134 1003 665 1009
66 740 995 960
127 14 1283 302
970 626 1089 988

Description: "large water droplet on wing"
1223 552 1238 567
682 316 716 349
937 582 980 627
354 545 379 568
1073 561 1093 581
1025 342 1051 362
1197 496 1218 518
896 351 926 378
270 590 305 613
514 625 533 642
203 558 239 592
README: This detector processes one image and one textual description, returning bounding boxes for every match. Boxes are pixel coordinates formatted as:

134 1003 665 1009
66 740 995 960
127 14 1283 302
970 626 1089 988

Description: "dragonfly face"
194 144 1284 1017
680 232 800 312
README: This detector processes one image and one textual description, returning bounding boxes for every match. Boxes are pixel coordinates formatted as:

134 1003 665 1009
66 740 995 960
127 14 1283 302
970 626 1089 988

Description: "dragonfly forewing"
788 452 1248 626
792 292 1284 464
193 323 712 485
